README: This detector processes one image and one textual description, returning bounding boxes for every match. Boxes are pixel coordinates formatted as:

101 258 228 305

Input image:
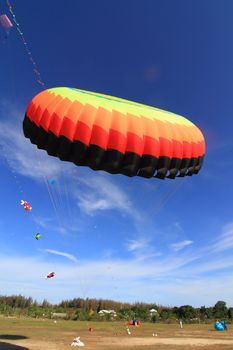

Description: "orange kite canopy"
23 87 205 179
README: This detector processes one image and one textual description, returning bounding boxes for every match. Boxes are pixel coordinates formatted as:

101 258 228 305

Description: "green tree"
131 306 150 321
117 308 134 320
205 307 214 319
160 309 176 321
151 314 159 323
228 307 233 320
177 305 197 320
213 301 228 319
199 306 207 321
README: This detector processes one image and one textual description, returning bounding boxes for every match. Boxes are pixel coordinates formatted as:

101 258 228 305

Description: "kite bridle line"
150 179 184 218
63 167 75 230
33 148 66 234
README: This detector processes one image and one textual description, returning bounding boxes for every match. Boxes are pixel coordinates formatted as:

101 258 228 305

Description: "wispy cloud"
32 216 53 230
211 222 233 252
74 174 141 222
0 252 233 305
102 249 114 259
0 114 62 181
125 238 161 261
126 239 148 252
173 222 184 232
183 256 233 276
43 249 78 263
31 214 83 236
170 240 193 251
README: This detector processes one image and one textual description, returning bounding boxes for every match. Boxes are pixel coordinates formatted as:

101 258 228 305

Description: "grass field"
0 317 233 350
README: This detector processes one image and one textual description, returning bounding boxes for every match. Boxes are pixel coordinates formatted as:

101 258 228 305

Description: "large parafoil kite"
23 88 205 179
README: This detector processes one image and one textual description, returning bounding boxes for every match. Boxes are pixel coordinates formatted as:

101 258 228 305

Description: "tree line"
0 295 232 322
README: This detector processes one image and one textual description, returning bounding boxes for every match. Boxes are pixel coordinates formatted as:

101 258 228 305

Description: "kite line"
6 0 45 86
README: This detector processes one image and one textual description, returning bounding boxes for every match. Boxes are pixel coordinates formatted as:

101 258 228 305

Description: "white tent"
149 309 158 315
98 309 117 316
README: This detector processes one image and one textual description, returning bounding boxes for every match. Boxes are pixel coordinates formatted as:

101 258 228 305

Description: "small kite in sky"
35 233 41 240
46 272 55 279
0 14 13 37
48 178 56 185
20 200 32 211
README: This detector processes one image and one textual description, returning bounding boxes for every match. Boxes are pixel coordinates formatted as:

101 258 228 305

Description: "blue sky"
0 0 233 307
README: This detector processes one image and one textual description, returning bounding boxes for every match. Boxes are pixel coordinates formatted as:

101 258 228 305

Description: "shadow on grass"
0 342 29 350
0 335 28 340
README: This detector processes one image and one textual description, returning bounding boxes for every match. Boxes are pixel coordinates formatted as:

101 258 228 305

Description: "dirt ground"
1 317 233 350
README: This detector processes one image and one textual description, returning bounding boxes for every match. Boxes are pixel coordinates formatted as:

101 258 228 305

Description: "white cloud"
0 118 62 181
75 174 141 222
173 222 184 232
126 239 148 252
32 216 53 229
125 237 161 261
31 214 83 236
183 256 233 276
170 240 193 251
0 252 233 306
43 249 78 263
211 223 233 252
102 249 114 259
